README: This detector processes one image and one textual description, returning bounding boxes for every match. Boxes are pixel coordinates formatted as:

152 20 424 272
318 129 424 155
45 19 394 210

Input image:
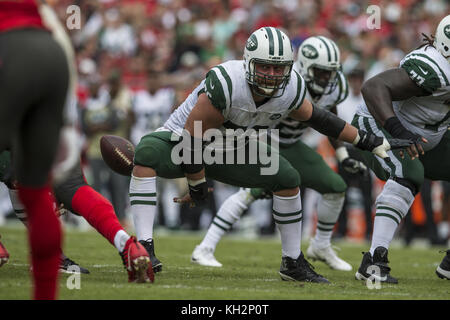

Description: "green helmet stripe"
265 27 275 56
317 36 331 62
330 39 339 62
275 28 284 56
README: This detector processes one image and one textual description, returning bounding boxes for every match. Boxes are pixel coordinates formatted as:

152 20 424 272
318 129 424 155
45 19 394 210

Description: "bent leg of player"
278 140 351 271
51 161 153 282
0 151 90 274
133 131 328 283
352 114 425 284
192 188 258 267
418 131 450 280
208 138 331 283
7 185 90 274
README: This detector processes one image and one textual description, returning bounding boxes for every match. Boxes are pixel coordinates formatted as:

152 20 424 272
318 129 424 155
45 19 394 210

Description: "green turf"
0 225 448 300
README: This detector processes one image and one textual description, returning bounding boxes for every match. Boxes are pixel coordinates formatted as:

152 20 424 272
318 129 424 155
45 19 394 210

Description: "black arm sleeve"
303 105 346 139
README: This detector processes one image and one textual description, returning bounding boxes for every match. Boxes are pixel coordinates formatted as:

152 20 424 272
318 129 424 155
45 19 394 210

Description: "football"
100 135 135 176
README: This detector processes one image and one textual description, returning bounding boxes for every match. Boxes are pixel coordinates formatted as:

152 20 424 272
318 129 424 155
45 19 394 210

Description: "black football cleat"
60 254 90 274
355 247 398 284
139 239 163 273
436 249 450 280
279 252 330 284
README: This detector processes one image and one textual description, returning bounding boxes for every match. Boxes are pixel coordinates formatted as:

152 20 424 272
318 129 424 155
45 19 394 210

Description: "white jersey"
130 88 175 146
164 60 307 151
357 46 450 151
274 69 349 145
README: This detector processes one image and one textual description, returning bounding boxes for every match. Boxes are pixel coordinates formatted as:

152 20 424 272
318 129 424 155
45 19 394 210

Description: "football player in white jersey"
352 15 450 283
191 36 367 271
129 27 406 283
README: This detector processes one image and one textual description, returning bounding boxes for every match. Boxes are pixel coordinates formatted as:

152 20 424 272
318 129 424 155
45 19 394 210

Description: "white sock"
113 229 131 252
369 179 414 255
314 192 345 249
273 191 302 259
369 216 398 255
129 175 157 241
200 188 254 250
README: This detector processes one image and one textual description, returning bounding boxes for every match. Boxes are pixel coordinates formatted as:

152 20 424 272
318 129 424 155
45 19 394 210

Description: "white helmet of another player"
244 27 294 97
297 36 341 95
434 15 450 63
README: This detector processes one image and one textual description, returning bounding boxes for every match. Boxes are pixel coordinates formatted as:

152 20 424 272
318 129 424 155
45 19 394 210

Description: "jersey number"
409 70 425 85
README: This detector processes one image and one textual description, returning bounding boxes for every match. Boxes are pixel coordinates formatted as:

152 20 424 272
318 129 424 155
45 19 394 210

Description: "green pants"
352 114 450 191
134 131 300 192
249 139 347 199
278 140 347 194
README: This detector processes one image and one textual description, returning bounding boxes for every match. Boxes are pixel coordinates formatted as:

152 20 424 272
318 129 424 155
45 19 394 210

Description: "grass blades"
0 226 448 300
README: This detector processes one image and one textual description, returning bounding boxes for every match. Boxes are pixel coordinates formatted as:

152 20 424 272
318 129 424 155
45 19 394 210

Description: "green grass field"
0 225 449 300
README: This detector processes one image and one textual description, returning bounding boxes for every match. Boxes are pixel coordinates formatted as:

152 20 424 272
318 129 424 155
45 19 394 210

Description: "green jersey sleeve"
401 55 447 93
289 70 307 110
204 66 233 112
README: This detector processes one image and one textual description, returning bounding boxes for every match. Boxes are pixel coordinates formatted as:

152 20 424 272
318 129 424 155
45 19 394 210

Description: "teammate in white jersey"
352 15 450 283
128 27 406 284
191 36 367 271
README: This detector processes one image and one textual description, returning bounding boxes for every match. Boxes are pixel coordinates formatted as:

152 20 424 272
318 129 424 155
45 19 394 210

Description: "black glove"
341 157 368 174
188 179 209 204
384 116 423 148
335 146 368 174
354 130 384 152
388 138 418 150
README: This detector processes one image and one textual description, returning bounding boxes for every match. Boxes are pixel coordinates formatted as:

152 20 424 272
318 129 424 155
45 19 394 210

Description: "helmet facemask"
247 58 293 98
244 27 294 99
297 36 342 96
306 64 339 95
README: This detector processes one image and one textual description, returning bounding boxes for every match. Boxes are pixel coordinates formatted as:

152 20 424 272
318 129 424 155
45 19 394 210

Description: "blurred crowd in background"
1 0 449 246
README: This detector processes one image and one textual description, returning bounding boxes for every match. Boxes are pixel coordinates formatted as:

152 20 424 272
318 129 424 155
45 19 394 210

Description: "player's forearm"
337 123 358 144
361 68 429 126
361 77 396 126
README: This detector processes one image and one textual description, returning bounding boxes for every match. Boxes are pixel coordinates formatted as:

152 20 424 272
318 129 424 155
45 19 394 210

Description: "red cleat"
0 235 9 268
120 236 154 283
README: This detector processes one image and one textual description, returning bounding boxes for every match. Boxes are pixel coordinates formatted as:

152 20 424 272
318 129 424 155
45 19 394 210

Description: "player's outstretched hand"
388 137 428 160
173 188 214 208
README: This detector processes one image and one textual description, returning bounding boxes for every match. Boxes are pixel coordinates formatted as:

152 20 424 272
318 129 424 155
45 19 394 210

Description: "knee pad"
393 177 419 196
317 192 345 224
375 179 415 220
322 192 346 205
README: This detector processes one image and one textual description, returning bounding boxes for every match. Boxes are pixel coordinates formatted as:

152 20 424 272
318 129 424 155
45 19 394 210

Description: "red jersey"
0 0 45 33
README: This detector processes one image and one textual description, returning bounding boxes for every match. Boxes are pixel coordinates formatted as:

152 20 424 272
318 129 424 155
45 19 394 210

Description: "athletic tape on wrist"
335 146 349 162
187 177 206 186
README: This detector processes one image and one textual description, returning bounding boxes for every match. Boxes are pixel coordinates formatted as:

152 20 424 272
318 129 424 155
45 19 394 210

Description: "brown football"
100 135 135 176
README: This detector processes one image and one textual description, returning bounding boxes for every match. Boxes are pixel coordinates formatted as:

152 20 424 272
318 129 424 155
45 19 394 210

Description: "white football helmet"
244 27 294 98
434 15 450 63
297 36 341 95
